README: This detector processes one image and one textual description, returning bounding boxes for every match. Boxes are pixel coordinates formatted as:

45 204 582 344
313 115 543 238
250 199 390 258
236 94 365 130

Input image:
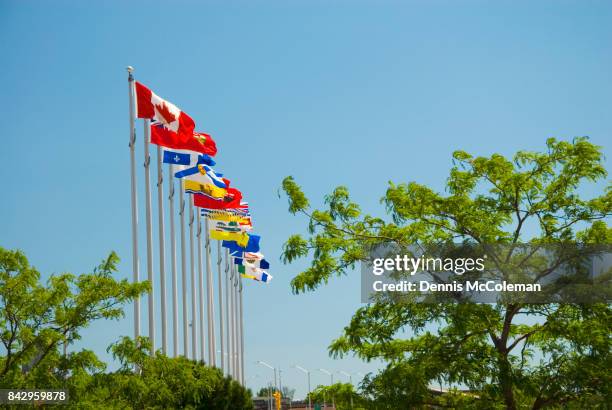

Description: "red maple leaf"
154 101 177 125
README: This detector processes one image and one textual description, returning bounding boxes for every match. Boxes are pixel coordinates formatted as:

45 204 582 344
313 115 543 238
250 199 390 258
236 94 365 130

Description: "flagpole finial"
126 66 134 73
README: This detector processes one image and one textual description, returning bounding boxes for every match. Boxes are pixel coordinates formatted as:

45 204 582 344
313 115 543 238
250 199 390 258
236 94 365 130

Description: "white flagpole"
156 147 167 355
236 267 241 381
189 198 197 360
234 269 239 382
168 165 178 357
239 274 245 385
228 260 234 377
235 269 241 382
225 248 232 376
217 240 224 373
205 218 216 367
143 118 155 355
197 212 206 361
126 67 140 344
232 264 238 379
179 181 189 357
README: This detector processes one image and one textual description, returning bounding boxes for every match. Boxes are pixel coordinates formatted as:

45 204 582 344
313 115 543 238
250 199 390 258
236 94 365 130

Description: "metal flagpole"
217 241 224 373
236 272 241 383
239 274 245 385
197 212 206 362
236 265 241 382
168 165 178 357
156 147 167 355
228 262 235 378
189 198 197 359
232 264 238 379
126 67 140 343
143 118 155 355
179 180 188 357
225 248 232 376
237 269 242 383
205 218 216 367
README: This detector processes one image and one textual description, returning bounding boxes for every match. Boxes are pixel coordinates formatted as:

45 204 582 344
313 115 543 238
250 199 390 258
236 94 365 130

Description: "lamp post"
318 368 334 409
337 370 353 409
292 364 311 410
257 361 278 393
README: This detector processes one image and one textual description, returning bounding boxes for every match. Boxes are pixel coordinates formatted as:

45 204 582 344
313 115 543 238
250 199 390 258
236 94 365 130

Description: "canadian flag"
135 81 194 134
135 82 217 155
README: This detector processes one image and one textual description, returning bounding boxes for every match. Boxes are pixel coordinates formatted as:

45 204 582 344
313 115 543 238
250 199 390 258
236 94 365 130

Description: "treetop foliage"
0 248 253 409
281 138 611 409
282 137 610 294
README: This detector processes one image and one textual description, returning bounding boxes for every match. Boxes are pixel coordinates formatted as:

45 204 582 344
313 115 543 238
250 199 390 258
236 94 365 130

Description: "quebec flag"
162 149 215 177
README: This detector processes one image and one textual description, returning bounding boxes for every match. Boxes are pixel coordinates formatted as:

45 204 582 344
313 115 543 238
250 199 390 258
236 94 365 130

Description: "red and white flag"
135 81 195 135
135 81 217 156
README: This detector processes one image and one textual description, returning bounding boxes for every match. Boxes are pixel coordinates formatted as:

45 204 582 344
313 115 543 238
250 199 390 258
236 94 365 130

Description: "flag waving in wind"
151 123 217 156
135 82 195 135
194 187 243 209
239 265 272 283
235 257 269 270
201 203 250 219
163 149 215 175
135 81 217 155
180 164 230 198
222 234 261 254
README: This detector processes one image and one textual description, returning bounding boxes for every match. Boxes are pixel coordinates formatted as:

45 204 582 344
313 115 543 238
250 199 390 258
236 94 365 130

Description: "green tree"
281 138 611 409
308 382 366 410
256 386 273 397
0 248 253 409
75 336 253 409
257 385 296 402
0 247 148 388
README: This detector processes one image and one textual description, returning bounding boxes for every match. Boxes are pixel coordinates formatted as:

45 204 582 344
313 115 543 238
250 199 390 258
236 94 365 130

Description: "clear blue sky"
1 0 610 400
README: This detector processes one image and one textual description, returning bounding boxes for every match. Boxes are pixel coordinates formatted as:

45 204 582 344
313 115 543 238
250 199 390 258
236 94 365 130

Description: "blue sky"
1 0 611 400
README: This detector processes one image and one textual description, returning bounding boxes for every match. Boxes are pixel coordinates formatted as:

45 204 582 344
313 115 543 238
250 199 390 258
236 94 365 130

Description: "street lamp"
318 368 334 384
292 364 311 410
318 368 334 409
257 361 278 392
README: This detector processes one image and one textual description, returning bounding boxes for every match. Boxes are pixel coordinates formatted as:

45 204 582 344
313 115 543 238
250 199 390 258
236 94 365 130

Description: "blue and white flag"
162 148 215 177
